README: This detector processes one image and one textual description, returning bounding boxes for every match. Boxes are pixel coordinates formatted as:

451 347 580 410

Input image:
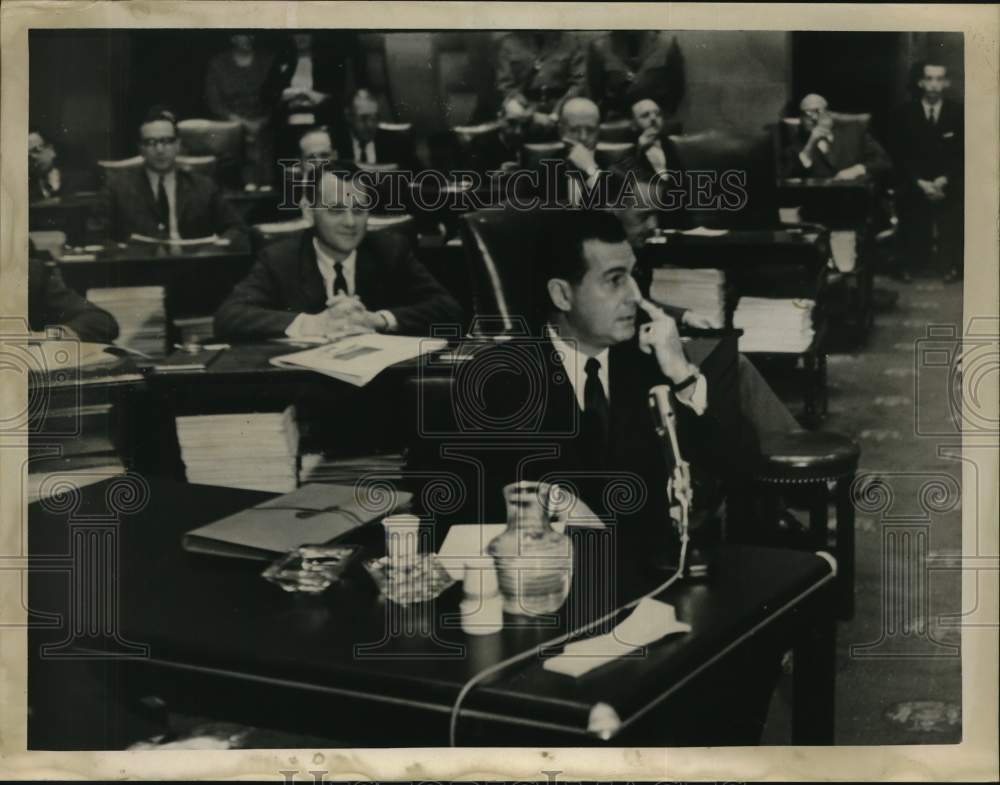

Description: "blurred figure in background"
334 88 418 170
495 32 587 136
204 33 279 187
29 129 93 202
780 93 890 181
891 61 964 282
271 31 360 163
93 107 248 245
587 31 683 121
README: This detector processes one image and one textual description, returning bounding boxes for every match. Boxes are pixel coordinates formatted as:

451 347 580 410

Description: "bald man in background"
781 93 891 181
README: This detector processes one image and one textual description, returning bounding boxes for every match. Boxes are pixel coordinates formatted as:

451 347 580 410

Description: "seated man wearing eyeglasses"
214 165 462 341
92 106 248 246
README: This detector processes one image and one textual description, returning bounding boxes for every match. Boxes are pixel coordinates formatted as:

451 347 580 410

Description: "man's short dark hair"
535 209 629 318
911 60 948 91
139 106 178 135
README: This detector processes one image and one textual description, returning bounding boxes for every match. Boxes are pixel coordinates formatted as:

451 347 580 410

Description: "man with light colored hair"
781 93 890 181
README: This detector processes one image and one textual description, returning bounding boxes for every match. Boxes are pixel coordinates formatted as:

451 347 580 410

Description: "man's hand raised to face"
637 299 698 385
563 139 599 177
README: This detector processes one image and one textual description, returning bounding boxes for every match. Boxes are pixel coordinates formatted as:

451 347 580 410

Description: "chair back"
97 155 144 172
596 142 635 169
176 154 218 179
251 218 310 254
459 207 547 335
599 118 634 143
521 141 565 173
666 128 778 228
177 119 244 159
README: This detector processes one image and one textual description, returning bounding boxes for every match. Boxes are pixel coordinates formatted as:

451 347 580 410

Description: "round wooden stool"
756 430 861 619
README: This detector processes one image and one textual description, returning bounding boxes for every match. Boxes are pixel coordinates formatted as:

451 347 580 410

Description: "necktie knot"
585 356 601 379
332 261 348 296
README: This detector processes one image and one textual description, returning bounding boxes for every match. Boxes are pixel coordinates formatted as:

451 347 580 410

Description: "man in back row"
93 107 248 246
214 166 462 340
781 93 891 181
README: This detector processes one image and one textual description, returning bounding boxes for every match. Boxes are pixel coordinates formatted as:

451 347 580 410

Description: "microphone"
648 385 708 579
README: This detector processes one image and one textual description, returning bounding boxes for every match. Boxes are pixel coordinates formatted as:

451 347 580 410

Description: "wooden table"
28 476 836 749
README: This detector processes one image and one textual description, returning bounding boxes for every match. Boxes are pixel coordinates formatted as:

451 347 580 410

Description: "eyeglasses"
141 137 178 148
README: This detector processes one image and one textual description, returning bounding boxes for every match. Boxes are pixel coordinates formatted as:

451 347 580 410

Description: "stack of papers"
650 266 725 328
87 286 167 357
176 405 300 493
271 334 448 387
734 297 815 353
299 452 406 485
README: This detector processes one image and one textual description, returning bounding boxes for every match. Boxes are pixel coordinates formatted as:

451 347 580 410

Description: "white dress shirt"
565 167 602 207
285 239 397 337
145 168 180 240
546 326 707 415
922 99 941 124
352 136 377 164
290 54 314 90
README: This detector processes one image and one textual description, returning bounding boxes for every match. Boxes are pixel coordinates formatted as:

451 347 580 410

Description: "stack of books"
649 267 725 329
176 406 300 493
733 297 815 353
87 286 167 357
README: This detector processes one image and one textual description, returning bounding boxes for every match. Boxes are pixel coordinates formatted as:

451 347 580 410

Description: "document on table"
182 482 412 560
270 333 448 386
543 597 692 678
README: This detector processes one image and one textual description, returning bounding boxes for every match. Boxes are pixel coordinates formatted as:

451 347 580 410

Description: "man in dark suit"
334 88 418 170
780 93 891 181
214 167 462 340
28 256 119 343
495 31 587 132
586 31 682 120
92 107 248 246
891 62 964 282
28 129 94 203
449 210 748 555
461 97 532 176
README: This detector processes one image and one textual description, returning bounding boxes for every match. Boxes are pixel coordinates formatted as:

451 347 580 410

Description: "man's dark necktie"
155 175 169 235
581 356 610 466
332 261 348 296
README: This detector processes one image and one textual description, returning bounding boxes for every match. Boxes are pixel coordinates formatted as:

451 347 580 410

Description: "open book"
270 333 448 386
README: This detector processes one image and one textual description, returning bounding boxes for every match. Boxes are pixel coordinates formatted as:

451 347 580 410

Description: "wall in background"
671 31 791 134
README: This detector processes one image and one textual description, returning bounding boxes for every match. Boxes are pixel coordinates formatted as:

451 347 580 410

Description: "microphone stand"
649 385 708 578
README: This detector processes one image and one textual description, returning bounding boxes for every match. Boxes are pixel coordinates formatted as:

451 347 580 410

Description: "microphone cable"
448 527 689 746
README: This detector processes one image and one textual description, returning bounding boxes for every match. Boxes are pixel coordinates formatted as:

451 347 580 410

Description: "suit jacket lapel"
298 231 327 310
134 168 158 225
175 170 191 234
354 237 379 305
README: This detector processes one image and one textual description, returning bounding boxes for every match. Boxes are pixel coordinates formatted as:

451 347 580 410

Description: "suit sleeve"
35 263 119 343
780 141 809 179
494 38 521 101
209 182 250 247
90 179 123 242
213 248 299 339
385 242 464 335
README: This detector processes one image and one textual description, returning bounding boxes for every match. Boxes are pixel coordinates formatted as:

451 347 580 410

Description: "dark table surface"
28 476 836 747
